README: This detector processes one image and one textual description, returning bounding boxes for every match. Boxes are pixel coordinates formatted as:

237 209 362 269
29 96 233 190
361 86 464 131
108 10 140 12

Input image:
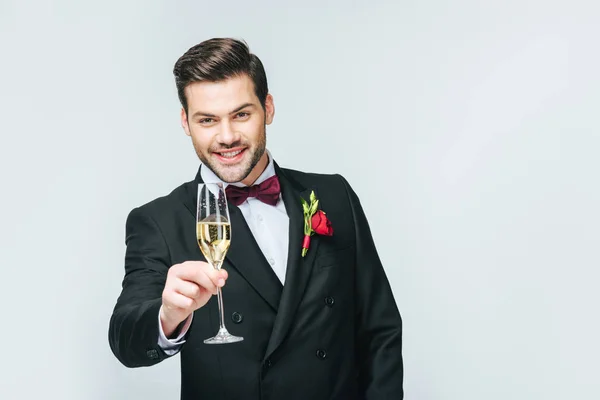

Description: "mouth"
213 147 246 164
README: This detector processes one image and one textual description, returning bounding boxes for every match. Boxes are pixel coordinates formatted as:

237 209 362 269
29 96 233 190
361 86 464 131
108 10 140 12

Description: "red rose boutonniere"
301 191 333 257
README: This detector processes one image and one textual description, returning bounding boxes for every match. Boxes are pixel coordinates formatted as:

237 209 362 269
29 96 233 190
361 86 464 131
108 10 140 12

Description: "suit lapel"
264 164 320 359
182 166 283 312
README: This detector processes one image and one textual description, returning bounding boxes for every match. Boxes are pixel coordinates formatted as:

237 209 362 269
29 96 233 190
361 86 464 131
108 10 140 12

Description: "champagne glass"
197 183 243 344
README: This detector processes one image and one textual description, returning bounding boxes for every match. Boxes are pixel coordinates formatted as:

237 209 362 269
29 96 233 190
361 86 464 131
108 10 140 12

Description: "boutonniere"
301 191 334 257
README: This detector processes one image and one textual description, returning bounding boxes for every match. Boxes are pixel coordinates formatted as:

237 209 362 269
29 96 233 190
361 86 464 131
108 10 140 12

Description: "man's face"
181 74 274 184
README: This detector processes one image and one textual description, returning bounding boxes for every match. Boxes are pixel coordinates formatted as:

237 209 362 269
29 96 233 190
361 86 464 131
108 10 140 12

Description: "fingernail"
218 278 225 287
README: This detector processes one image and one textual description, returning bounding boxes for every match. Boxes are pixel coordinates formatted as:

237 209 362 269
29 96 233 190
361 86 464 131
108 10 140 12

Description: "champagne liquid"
197 222 231 267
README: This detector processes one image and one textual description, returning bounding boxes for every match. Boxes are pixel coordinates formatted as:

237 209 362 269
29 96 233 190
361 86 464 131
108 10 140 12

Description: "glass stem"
214 261 227 332
217 286 226 331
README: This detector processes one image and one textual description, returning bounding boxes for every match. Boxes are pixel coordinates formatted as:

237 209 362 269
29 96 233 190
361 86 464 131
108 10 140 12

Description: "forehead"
185 74 258 115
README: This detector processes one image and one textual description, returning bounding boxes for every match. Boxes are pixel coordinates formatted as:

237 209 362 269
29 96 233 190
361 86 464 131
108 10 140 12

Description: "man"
108 38 403 400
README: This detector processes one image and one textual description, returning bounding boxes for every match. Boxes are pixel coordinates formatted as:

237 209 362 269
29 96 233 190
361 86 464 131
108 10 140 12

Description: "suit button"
324 296 335 307
264 358 272 368
146 349 159 360
316 349 327 360
231 312 243 323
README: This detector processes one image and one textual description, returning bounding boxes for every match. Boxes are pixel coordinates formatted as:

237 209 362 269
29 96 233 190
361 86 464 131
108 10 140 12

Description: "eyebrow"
191 103 255 119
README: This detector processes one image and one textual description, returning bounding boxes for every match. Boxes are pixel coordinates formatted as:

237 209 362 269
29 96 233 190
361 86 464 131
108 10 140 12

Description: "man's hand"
159 261 228 337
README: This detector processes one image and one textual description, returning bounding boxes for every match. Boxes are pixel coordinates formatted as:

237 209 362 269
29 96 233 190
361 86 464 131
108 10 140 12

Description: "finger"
176 262 227 290
164 290 194 310
176 261 228 278
220 268 228 281
210 266 228 286
172 279 203 299
176 264 220 292
198 267 225 291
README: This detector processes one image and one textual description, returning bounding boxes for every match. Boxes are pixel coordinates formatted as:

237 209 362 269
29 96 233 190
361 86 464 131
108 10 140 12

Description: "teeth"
219 150 242 158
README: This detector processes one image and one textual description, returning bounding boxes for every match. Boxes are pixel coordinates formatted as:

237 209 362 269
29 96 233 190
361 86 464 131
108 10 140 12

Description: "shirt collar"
200 149 276 188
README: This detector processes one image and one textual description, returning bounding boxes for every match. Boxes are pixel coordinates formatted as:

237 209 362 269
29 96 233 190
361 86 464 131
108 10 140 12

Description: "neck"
241 151 269 186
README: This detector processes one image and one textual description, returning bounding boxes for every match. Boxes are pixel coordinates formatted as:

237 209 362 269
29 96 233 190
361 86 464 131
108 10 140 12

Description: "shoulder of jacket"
280 167 347 185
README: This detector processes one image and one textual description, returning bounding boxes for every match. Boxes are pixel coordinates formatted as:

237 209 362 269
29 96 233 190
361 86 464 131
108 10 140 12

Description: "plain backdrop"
1 0 599 399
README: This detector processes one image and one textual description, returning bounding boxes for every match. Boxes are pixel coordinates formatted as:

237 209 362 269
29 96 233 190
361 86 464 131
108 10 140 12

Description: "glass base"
204 328 244 345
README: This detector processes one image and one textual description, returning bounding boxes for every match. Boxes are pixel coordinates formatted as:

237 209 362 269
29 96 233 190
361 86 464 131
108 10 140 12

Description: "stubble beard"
194 125 267 183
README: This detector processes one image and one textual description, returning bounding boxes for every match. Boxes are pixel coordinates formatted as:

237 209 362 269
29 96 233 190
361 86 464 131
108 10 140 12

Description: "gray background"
1 0 599 399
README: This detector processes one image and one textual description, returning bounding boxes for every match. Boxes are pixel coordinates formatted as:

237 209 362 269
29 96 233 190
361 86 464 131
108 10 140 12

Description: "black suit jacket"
109 164 403 399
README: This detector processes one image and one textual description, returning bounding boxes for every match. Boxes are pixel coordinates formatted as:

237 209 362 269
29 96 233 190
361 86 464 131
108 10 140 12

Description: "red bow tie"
225 175 281 207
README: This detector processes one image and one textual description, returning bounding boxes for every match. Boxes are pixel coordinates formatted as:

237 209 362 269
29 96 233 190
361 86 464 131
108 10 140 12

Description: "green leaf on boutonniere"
300 197 309 214
310 191 316 204
310 199 319 215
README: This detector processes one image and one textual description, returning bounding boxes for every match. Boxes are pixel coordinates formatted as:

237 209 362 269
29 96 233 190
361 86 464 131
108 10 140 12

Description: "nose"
218 119 241 146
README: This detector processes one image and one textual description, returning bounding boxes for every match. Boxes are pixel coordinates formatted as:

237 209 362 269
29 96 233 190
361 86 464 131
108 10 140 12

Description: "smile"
218 149 243 158
213 148 246 163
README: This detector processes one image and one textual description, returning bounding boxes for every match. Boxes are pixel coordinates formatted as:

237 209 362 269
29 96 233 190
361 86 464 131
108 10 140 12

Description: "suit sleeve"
108 206 175 367
339 175 404 399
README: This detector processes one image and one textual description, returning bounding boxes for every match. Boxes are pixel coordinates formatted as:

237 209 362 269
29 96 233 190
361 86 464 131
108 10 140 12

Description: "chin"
214 165 250 183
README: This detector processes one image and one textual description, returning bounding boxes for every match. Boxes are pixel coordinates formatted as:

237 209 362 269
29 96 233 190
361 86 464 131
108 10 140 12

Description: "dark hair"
173 38 268 113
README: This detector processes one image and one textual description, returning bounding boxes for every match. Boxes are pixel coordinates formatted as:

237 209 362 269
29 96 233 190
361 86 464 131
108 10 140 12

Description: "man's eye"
236 112 249 119
199 118 214 124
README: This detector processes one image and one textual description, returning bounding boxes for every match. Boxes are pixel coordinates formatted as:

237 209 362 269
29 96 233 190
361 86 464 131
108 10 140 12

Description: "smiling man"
108 38 404 400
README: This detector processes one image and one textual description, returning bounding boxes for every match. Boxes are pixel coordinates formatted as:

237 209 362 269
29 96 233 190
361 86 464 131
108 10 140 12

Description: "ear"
264 93 275 125
181 108 191 137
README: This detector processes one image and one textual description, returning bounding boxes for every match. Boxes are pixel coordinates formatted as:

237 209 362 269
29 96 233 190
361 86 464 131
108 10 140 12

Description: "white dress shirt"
158 150 289 354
